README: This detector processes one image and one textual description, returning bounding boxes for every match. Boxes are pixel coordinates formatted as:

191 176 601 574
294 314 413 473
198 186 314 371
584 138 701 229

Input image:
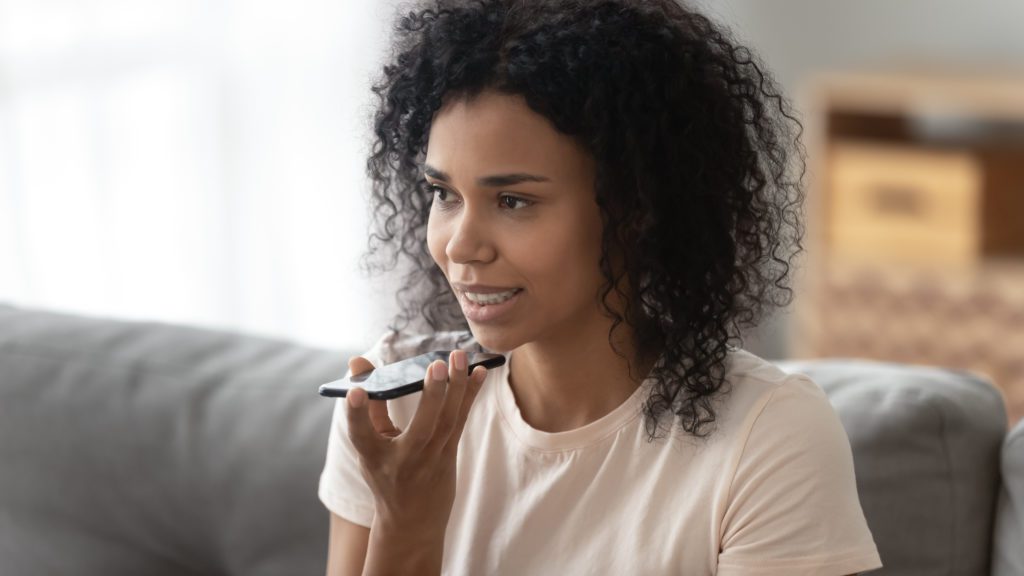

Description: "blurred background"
0 0 402 352
2 0 1023 420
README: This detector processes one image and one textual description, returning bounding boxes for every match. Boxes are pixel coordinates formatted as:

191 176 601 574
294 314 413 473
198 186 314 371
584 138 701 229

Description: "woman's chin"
467 326 519 354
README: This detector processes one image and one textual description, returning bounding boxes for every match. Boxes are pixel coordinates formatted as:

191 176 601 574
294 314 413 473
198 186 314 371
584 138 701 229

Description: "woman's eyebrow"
422 164 551 187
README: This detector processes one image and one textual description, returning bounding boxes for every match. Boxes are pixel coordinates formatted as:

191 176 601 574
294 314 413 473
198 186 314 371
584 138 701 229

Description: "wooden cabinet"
793 70 1024 426
828 141 982 267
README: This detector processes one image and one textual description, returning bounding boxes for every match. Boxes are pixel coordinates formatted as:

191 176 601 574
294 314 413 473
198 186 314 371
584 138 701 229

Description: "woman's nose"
446 209 496 264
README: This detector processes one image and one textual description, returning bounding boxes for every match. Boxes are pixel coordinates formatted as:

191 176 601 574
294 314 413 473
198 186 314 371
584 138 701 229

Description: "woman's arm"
362 516 444 575
326 512 445 576
326 513 369 576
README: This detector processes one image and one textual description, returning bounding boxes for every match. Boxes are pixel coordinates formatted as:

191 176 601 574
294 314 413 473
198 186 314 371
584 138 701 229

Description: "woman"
319 0 882 574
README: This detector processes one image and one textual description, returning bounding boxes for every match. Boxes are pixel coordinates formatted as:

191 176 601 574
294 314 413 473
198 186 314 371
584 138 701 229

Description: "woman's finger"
345 356 400 438
402 360 448 450
368 399 401 438
458 365 487 423
441 365 487 460
345 387 384 457
425 350 469 456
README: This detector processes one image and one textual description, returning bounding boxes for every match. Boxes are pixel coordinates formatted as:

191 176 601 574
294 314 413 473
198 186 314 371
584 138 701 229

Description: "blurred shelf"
793 69 1024 428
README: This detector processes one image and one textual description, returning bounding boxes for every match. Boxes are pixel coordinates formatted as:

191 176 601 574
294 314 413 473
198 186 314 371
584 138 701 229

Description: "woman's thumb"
348 355 375 377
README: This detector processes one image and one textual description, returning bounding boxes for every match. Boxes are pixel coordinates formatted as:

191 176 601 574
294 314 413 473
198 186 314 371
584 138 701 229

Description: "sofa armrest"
777 358 1006 576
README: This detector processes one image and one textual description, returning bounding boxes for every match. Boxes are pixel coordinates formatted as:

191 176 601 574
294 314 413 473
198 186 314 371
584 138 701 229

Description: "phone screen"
318 350 506 400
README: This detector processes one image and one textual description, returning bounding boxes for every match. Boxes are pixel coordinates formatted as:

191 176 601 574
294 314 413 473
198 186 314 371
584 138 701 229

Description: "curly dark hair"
359 0 806 442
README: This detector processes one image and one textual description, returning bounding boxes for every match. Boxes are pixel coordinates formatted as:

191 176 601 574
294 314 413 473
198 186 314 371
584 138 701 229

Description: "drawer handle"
869 185 925 217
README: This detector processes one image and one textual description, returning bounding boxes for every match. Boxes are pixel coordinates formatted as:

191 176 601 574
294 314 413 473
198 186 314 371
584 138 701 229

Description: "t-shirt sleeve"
716 376 883 576
316 332 394 528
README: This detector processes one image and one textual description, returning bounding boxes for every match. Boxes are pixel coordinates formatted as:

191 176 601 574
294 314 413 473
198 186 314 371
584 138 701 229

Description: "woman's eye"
429 185 454 204
428 184 531 212
500 195 533 210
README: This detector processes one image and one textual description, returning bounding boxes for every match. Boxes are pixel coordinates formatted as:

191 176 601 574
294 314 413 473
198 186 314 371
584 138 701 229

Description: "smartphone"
318 350 506 400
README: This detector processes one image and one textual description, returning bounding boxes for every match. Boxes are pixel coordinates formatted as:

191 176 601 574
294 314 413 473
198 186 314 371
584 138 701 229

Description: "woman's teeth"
463 289 520 305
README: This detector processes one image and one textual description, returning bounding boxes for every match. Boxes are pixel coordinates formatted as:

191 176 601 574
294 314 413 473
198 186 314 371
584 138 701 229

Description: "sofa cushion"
993 418 1024 576
777 358 1006 576
0 303 354 576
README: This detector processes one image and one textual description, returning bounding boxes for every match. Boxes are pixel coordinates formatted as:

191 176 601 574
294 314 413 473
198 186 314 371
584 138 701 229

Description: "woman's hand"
344 350 488 536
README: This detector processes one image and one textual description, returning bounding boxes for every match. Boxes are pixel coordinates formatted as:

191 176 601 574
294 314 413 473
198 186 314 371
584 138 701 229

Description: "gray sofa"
1 302 1021 575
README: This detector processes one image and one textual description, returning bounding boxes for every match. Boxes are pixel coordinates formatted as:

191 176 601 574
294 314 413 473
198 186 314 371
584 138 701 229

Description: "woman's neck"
506 322 656 433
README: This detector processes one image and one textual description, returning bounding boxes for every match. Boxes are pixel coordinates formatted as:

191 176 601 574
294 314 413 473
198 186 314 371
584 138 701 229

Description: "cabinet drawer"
827 141 982 266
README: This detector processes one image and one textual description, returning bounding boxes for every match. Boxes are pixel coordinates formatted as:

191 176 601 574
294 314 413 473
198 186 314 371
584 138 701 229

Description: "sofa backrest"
778 359 1007 576
0 303 352 576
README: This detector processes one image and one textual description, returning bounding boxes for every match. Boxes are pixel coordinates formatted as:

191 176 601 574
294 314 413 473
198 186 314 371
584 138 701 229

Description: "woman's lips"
458 288 523 323
452 282 522 294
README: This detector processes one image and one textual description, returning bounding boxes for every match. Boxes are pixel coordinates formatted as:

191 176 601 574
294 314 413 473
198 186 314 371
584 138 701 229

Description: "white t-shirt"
318 330 883 575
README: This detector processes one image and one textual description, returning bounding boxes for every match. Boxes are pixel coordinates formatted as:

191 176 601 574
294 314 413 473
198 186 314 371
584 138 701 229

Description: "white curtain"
0 0 405 351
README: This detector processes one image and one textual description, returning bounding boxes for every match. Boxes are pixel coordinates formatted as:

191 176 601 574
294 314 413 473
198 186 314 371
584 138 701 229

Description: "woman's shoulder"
712 347 832 433
363 328 482 365
724 347 823 397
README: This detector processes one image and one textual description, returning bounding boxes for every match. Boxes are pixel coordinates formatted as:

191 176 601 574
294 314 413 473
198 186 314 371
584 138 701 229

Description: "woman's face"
425 90 609 353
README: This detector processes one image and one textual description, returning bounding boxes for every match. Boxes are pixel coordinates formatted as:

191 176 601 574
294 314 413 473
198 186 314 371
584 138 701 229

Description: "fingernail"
453 350 466 371
431 361 448 381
